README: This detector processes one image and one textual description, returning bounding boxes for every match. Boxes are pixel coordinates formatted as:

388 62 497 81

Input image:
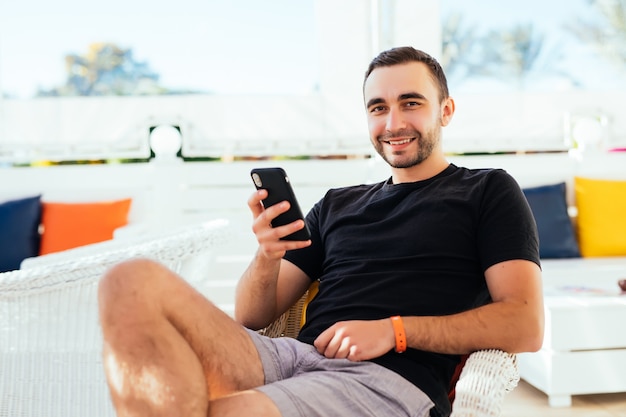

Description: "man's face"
363 62 446 169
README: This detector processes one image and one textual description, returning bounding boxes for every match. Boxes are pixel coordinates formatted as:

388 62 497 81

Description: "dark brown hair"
363 46 449 102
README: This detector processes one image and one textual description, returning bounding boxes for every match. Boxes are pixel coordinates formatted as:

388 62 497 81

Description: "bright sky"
0 0 319 97
0 0 622 98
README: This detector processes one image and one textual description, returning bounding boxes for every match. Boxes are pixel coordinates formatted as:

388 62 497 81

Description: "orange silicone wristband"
390 316 407 353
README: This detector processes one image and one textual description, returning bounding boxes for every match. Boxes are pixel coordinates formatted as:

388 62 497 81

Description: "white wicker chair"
0 219 229 417
1 217 518 417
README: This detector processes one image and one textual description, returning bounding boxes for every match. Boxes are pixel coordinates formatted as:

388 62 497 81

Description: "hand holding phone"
250 167 311 241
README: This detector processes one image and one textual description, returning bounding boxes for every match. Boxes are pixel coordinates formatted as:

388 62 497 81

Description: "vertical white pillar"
376 0 442 60
149 125 183 232
314 0 443 97
314 0 374 97
312 0 443 151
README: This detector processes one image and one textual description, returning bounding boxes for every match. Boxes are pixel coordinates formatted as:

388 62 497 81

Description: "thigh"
100 258 265 398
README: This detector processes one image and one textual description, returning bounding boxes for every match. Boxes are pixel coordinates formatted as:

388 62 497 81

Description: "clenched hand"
314 319 396 361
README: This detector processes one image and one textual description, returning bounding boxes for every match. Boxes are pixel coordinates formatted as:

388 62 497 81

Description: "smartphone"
250 167 311 241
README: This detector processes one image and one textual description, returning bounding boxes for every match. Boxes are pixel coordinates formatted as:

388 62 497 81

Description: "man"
98 46 544 417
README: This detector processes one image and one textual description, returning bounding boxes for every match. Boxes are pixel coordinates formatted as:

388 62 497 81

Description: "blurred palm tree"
37 43 162 96
441 12 482 78
484 24 543 79
443 15 569 88
36 43 206 97
565 0 626 72
480 23 562 85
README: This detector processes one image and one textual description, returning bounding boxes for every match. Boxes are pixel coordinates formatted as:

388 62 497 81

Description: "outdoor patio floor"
502 380 626 417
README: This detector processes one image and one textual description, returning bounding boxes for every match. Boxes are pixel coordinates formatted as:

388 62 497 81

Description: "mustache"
378 129 421 142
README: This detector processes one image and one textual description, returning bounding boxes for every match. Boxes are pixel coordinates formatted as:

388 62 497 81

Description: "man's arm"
403 259 544 354
234 189 312 330
314 259 544 360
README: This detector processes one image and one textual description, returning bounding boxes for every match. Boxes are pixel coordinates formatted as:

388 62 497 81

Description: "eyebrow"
366 97 385 109
366 92 427 109
399 92 427 101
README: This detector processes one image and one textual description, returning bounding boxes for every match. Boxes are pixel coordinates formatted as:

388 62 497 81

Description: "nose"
385 107 406 132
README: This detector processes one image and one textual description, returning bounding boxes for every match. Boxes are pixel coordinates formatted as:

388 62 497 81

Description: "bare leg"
98 258 280 417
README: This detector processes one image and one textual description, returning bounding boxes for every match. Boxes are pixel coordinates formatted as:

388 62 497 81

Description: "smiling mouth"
384 138 414 145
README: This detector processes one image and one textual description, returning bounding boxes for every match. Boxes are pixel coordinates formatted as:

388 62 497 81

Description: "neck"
390 154 449 184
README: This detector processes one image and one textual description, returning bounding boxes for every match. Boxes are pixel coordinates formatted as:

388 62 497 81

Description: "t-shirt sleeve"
477 170 540 271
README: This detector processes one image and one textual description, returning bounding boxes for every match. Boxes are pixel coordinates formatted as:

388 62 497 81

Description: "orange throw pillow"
39 198 132 255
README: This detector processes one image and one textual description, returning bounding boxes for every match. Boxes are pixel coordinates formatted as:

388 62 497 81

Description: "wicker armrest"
258 291 308 338
450 349 519 417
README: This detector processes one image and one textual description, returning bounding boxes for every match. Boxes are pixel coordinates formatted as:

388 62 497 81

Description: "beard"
372 124 440 169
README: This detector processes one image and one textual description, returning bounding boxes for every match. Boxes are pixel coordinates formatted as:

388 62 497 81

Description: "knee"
98 258 168 317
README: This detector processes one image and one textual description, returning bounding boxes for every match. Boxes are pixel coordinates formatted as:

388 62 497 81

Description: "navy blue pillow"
522 182 580 259
0 195 42 272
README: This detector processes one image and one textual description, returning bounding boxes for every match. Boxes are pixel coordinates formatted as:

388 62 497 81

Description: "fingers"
313 327 333 355
248 190 311 258
248 190 292 233
314 324 361 361
247 189 268 218
252 202 309 244
314 320 396 362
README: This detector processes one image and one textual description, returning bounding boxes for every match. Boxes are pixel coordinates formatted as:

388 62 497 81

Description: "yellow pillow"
40 198 132 255
574 177 626 257
300 280 320 329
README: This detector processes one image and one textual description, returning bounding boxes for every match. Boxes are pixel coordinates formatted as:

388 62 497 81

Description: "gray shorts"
246 329 434 417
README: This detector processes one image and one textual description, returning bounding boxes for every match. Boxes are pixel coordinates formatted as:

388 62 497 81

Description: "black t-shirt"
284 164 539 417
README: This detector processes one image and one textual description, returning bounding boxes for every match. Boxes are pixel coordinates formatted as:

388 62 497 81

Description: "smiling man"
364 56 453 179
98 46 544 417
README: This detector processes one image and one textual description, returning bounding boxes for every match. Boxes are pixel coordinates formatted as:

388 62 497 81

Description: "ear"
440 97 455 127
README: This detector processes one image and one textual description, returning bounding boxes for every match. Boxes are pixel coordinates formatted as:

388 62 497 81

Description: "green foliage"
443 13 572 88
565 0 626 73
36 43 204 97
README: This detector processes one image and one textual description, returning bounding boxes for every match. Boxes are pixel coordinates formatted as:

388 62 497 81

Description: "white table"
518 257 626 407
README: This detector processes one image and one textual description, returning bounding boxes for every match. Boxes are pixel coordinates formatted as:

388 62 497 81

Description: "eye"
369 105 386 113
405 101 421 108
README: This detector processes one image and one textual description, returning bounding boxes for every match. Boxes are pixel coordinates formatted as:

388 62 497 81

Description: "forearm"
234 249 282 330
237 188 312 329
314 264 544 361
403 300 544 355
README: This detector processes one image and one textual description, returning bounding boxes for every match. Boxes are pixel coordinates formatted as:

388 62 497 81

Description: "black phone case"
250 167 311 241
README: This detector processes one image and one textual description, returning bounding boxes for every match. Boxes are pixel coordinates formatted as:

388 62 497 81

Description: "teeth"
388 138 412 145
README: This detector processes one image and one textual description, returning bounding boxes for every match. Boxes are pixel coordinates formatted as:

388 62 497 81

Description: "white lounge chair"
0 217 518 417
0 219 229 417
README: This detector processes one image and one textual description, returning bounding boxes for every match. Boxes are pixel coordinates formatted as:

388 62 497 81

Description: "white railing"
2 92 626 164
